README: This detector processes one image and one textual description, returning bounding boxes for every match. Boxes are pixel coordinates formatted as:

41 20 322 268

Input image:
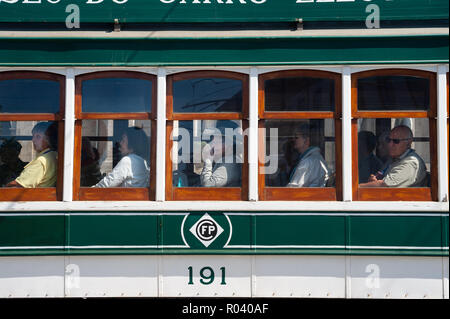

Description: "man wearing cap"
6 122 58 188
0 139 28 187
360 125 427 188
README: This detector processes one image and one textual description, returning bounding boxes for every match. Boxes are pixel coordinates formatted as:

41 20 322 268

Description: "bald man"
360 125 427 188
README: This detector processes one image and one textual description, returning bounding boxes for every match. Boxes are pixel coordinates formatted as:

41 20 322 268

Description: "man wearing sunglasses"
360 125 427 188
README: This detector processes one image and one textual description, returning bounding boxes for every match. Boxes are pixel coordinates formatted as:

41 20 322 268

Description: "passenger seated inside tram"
6 122 58 188
93 126 150 188
360 125 427 188
287 123 329 187
270 138 297 187
200 126 242 187
80 137 102 187
0 139 28 187
376 130 391 168
358 131 383 183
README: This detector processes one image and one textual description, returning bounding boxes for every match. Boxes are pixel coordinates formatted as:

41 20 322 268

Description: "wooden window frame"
0 71 65 201
351 69 438 201
73 71 157 201
166 71 249 201
258 70 342 201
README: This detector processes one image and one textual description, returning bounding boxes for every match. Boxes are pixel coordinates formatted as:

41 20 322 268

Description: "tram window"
357 118 430 187
172 77 242 113
357 76 430 111
172 120 243 188
258 70 341 201
80 120 151 188
73 72 156 201
352 69 437 201
82 78 152 113
0 79 60 114
0 121 58 188
264 119 335 188
0 72 64 201
166 71 248 201
264 77 335 112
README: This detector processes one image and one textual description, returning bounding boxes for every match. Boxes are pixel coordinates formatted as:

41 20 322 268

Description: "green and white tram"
0 0 448 299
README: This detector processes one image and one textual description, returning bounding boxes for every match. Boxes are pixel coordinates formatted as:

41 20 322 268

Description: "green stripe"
254 215 345 247
0 36 447 66
348 216 443 248
67 214 159 249
0 213 447 256
0 248 445 257
0 215 65 249
0 0 447 23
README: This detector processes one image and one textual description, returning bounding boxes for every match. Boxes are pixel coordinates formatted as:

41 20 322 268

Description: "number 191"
188 266 226 285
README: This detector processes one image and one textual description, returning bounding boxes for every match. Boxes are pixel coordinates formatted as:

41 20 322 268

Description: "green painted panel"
348 216 443 249
0 215 65 248
0 213 447 256
68 214 158 247
254 215 345 247
0 0 447 23
227 215 252 247
0 36 448 66
442 215 449 249
161 214 186 247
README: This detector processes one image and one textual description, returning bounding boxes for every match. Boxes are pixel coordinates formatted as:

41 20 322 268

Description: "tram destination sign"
0 0 448 23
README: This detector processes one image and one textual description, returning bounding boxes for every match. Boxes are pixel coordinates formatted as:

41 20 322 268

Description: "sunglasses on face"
385 137 411 145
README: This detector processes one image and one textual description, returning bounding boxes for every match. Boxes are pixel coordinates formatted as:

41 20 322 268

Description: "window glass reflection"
173 78 242 113
264 77 335 112
172 120 243 187
80 119 151 187
0 121 58 188
264 119 335 187
0 79 60 113
358 118 430 187
357 76 430 111
82 78 152 113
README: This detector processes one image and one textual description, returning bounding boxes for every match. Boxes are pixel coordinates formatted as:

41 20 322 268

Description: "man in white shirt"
287 123 329 187
200 129 241 187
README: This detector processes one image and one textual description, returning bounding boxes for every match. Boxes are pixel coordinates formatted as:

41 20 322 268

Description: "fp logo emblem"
190 213 224 248
182 213 232 249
